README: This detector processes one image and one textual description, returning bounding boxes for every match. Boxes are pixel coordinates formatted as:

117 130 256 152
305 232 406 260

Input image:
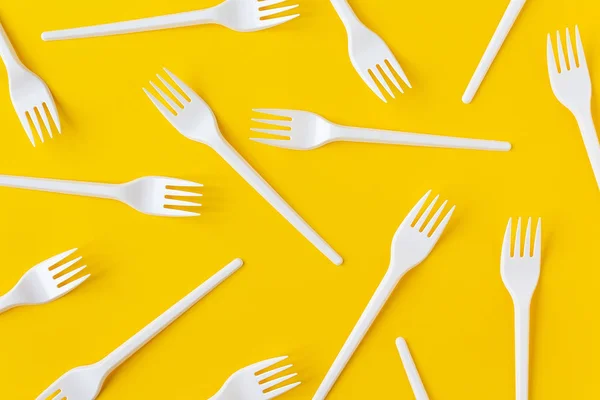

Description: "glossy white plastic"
36 258 243 400
0 248 88 313
462 0 527 103
313 191 455 400
42 0 299 40
501 218 541 400
0 175 203 217
209 356 301 400
396 338 429 400
144 69 342 265
0 19 60 146
329 0 411 102
547 27 600 190
251 109 511 151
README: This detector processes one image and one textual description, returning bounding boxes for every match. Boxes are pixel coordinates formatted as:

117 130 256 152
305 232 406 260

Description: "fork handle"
41 8 219 41
329 0 363 28
514 302 531 400
313 270 401 400
575 111 600 190
332 125 512 151
212 139 343 265
96 259 243 378
0 175 120 200
0 21 24 72
0 288 21 313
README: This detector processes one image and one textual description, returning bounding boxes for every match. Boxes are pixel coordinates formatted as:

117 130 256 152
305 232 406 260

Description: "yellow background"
0 0 599 398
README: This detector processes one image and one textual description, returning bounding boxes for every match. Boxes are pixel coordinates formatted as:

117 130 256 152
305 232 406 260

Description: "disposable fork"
396 338 429 400
0 175 203 217
144 69 342 265
209 356 301 400
42 0 299 41
36 259 243 400
313 191 455 400
0 248 88 313
0 20 61 146
501 218 542 400
329 0 411 102
251 109 511 151
547 27 600 189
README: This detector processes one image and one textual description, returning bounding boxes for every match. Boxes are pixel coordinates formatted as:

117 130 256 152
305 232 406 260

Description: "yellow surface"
1 0 600 399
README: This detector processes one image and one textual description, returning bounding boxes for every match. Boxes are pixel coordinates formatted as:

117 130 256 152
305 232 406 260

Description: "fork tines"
364 59 412 103
20 100 61 147
256 0 300 29
547 26 587 74
253 356 301 398
502 217 542 259
405 190 455 241
43 248 90 293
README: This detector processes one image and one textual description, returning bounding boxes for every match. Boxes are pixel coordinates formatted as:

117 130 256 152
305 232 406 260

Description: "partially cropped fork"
0 19 61 146
42 0 299 41
547 26 600 190
209 356 301 400
501 218 542 400
313 191 455 400
0 248 88 313
144 69 342 265
0 175 203 217
37 259 243 400
251 109 511 151
329 0 411 102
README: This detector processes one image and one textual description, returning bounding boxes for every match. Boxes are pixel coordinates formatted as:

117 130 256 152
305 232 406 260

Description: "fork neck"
0 21 24 74
329 0 364 30
0 288 20 313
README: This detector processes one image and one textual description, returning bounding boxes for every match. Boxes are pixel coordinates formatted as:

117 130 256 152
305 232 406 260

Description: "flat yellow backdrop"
1 0 599 399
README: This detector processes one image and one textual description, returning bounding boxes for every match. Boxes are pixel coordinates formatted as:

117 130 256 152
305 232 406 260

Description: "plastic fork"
329 0 411 102
0 20 61 146
251 108 511 151
547 26 600 190
0 175 202 217
0 248 88 313
42 0 299 41
36 259 243 400
501 218 542 400
209 356 301 400
313 191 455 400
144 69 342 265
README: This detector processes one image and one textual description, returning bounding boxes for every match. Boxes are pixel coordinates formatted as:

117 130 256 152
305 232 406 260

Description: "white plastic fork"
251 109 511 151
313 191 455 400
329 0 411 102
0 20 61 146
547 26 600 190
501 218 542 400
144 69 342 265
42 0 299 41
0 248 88 313
36 259 243 400
209 356 301 400
0 175 203 217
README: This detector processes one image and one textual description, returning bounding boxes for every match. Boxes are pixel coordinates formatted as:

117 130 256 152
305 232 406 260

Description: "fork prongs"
403 191 455 241
252 356 301 399
257 1 300 30
19 103 60 147
143 68 195 120
503 217 542 258
362 59 411 103
547 26 587 74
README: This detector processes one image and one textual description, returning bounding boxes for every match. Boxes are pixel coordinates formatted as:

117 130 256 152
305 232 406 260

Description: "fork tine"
55 265 88 286
58 273 90 295
45 99 61 134
556 31 567 72
260 4 299 18
17 112 35 146
414 195 439 231
575 26 587 69
36 385 61 400
400 190 432 229
371 66 395 99
164 178 204 188
163 68 196 99
429 205 455 244
30 109 44 143
523 217 532 257
144 88 176 123
250 138 296 149
423 200 448 236
357 69 386 102
257 364 293 381
387 57 412 88
257 14 300 30
150 81 180 112
547 33 559 76
258 0 287 8
381 62 404 94
261 373 298 390
163 208 201 217
164 198 202 207
251 356 289 373
264 382 301 399
252 118 292 128
157 74 188 105
165 188 203 197
51 256 83 276
39 106 53 139
502 218 513 259
37 248 79 271
534 218 542 258
514 217 522 257
565 28 577 69
253 109 294 119
251 128 291 137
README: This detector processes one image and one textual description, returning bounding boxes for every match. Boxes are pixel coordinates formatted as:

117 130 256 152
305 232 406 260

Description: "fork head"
144 68 225 147
216 356 301 400
547 26 591 113
36 364 104 400
218 0 300 32
18 248 89 306
347 24 411 103
250 109 334 150
390 191 455 274
8 66 61 147
123 176 203 217
501 218 542 300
